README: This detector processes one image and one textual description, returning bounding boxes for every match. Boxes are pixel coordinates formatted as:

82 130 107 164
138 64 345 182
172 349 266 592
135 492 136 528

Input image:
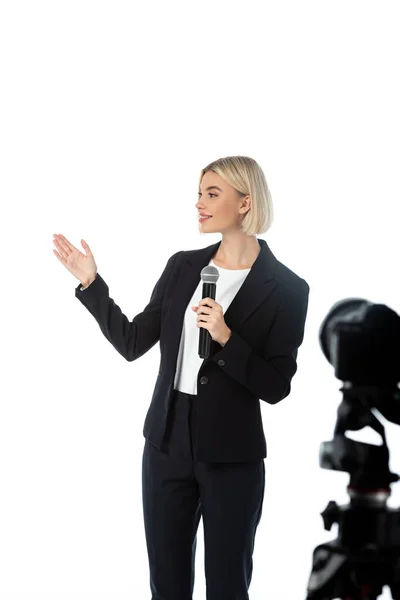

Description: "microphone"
198 265 220 358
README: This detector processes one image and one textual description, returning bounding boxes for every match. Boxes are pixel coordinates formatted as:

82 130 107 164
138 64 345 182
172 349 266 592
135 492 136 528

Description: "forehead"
199 171 224 192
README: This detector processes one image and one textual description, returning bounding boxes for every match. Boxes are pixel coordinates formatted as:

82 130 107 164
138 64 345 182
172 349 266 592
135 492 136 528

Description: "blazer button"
217 359 225 366
200 376 208 385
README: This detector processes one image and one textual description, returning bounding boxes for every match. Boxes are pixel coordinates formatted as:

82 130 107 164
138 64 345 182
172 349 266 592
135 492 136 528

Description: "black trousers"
141 389 266 600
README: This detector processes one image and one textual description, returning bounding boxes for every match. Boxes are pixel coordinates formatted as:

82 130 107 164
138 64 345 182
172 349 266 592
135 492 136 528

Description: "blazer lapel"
163 237 278 372
218 238 277 329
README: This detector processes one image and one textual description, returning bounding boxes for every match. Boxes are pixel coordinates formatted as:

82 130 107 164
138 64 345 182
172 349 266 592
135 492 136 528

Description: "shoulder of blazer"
168 247 198 269
166 249 185 269
273 259 310 296
162 249 185 283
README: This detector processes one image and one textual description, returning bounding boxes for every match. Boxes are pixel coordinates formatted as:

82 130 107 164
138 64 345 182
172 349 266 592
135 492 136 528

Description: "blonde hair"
198 156 273 236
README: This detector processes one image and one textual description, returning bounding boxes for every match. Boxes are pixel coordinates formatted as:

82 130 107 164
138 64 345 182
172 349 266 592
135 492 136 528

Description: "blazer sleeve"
74 250 182 362
210 279 310 404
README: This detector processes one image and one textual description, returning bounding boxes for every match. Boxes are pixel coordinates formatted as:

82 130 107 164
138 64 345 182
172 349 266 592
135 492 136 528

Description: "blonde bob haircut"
198 156 274 236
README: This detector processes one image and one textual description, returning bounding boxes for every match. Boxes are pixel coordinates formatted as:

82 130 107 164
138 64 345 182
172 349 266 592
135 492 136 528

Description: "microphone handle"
198 282 216 358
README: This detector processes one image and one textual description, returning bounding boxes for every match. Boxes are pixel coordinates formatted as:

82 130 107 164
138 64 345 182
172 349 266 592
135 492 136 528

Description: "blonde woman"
53 155 310 600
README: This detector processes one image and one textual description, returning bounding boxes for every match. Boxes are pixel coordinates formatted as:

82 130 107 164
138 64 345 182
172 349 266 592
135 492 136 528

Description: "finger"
199 297 213 305
197 313 212 321
198 300 213 309
56 234 76 254
199 298 219 309
54 235 72 256
53 248 66 264
53 238 70 260
81 239 92 254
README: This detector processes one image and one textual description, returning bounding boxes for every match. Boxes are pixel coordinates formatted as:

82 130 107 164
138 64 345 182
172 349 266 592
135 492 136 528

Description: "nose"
196 200 207 209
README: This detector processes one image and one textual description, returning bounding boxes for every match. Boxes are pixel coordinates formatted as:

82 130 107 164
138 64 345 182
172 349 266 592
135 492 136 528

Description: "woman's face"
196 171 250 233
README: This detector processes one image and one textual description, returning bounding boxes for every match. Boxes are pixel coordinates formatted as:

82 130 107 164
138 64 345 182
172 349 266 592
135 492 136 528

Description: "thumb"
81 239 91 253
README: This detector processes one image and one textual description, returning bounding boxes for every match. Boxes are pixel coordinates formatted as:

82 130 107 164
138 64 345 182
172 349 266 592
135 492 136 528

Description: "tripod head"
306 298 400 600
320 386 399 500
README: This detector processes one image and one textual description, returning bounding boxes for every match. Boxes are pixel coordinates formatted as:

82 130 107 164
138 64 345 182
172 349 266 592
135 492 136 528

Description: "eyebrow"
198 185 223 193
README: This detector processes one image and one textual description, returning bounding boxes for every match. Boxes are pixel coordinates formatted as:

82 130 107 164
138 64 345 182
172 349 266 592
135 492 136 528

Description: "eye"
198 193 217 198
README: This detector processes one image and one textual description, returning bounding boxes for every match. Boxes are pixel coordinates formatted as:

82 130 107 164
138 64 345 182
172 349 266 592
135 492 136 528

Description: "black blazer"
75 237 310 463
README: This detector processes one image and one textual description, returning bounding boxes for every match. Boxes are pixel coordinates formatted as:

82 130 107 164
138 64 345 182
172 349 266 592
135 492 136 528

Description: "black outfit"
75 237 310 599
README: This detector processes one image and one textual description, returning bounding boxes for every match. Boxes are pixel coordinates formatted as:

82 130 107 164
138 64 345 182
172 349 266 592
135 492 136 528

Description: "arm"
211 280 310 404
75 251 182 361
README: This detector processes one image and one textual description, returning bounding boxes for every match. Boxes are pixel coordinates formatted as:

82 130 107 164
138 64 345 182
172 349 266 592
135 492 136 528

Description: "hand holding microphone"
192 266 232 357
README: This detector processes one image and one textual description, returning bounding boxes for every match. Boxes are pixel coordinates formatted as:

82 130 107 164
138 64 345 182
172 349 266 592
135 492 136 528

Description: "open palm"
53 233 97 284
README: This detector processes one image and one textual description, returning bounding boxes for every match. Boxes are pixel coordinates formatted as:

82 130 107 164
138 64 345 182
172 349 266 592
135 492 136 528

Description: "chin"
199 221 214 227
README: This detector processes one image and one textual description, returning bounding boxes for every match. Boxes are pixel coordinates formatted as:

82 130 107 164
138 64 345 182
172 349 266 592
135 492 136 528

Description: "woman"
53 155 310 600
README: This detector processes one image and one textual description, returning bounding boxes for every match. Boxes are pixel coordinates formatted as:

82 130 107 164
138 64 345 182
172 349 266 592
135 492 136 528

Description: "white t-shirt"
173 259 251 395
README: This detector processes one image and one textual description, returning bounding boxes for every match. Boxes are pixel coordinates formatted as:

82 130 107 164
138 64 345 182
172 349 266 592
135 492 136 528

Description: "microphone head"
200 265 219 283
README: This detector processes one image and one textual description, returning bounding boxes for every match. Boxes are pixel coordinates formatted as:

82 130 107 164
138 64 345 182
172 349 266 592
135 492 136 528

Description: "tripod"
306 388 400 600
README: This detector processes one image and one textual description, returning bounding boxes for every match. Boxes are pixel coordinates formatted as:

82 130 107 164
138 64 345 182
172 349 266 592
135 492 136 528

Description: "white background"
1 1 400 598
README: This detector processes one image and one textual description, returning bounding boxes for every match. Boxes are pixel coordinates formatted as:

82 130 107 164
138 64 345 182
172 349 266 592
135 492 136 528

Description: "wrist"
81 275 96 289
220 329 232 347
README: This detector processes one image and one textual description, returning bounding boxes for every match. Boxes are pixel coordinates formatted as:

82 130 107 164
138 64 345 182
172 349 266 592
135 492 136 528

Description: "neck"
215 234 261 268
